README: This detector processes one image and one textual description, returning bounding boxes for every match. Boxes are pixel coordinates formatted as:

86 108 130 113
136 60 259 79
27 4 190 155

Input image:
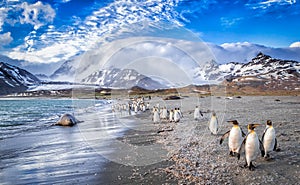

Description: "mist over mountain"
2 41 300 78
0 54 63 76
49 51 299 89
208 42 300 64
1 39 299 95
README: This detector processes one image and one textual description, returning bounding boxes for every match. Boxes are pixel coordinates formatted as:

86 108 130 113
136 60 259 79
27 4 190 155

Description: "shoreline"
94 111 178 184
95 125 178 184
0 96 299 184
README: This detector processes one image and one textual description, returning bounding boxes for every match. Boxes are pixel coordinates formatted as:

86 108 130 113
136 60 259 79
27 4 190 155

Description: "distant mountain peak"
251 52 272 63
0 62 40 95
193 53 299 89
81 67 167 90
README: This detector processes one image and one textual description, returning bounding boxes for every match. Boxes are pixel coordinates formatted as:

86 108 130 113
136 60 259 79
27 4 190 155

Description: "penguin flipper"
200 111 203 117
220 130 230 145
273 138 277 151
237 136 247 160
241 128 246 137
261 132 265 142
259 139 265 157
261 127 268 142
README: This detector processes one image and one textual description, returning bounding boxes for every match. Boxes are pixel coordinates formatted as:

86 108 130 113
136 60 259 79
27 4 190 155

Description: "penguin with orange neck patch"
239 123 265 171
262 120 277 159
220 120 246 159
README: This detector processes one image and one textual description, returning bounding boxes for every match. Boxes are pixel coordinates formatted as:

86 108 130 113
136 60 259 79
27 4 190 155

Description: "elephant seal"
55 113 80 126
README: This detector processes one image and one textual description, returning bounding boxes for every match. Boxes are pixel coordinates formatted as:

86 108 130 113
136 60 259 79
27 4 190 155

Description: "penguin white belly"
229 127 243 153
169 112 174 122
245 133 259 165
209 117 218 134
194 108 200 119
174 111 180 122
263 128 275 152
153 112 160 123
161 109 168 119
134 106 138 113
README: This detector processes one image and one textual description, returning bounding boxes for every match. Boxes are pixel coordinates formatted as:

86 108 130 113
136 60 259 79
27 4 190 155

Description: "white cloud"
0 7 8 32
8 41 79 63
19 1 56 30
247 0 296 10
6 0 181 63
220 42 256 49
0 1 55 32
5 0 299 67
73 37 215 85
209 41 300 63
289 41 300 48
60 0 72 3
220 17 243 28
0 32 13 46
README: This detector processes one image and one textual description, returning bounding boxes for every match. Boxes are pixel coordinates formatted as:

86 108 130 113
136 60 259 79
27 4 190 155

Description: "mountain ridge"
0 52 299 96
194 52 299 83
0 62 40 95
81 68 167 90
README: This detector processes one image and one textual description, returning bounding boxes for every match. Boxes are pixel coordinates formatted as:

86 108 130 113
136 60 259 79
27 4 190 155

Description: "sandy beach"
0 95 299 184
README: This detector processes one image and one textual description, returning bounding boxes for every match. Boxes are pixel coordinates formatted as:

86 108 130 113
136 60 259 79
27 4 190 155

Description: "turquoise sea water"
0 99 107 140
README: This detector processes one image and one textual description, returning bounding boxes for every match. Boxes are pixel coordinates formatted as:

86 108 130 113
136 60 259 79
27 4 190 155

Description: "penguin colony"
111 97 278 171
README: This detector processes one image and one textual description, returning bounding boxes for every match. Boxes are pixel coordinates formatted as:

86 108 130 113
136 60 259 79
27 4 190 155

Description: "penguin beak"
253 123 260 128
248 123 260 130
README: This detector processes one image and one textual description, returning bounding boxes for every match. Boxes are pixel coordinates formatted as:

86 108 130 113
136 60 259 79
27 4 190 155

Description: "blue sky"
178 0 300 47
0 0 299 67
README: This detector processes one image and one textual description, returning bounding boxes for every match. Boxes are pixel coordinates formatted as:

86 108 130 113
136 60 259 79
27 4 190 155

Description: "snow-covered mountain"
1 52 299 95
0 62 40 95
51 52 299 90
229 52 299 80
0 54 63 76
193 52 300 91
50 59 79 81
81 68 166 90
194 52 299 81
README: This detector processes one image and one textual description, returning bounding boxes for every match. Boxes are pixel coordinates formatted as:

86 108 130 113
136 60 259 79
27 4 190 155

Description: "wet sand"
0 105 177 184
0 96 299 184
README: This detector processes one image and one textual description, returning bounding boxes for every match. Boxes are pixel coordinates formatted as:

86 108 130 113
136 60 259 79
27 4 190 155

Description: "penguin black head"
247 123 260 130
212 112 216 116
266 120 272 126
228 120 239 125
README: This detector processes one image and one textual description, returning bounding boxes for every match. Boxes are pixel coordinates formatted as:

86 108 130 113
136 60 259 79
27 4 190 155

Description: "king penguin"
239 124 265 171
194 106 203 120
220 120 246 159
161 107 168 120
208 111 218 135
174 108 180 123
169 109 174 122
262 120 277 158
153 108 160 123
